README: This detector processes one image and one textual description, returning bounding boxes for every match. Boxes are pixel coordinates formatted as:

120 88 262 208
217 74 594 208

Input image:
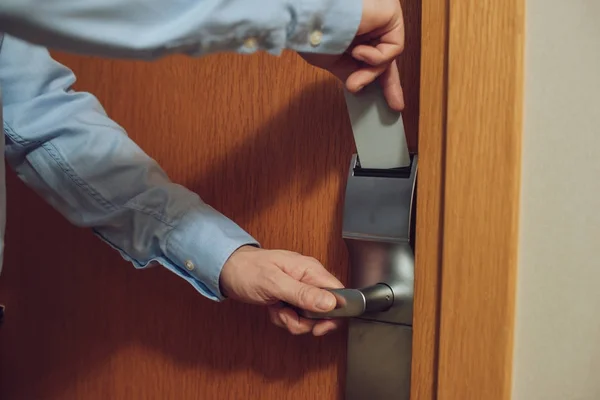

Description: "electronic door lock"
352 153 416 179
338 85 415 400
295 154 417 325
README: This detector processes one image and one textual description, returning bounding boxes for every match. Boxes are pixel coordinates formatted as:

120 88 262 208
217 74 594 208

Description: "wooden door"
414 0 524 399
0 2 421 399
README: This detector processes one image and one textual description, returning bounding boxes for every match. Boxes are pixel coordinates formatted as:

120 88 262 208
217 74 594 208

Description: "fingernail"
357 85 364 91
316 293 335 311
315 325 335 337
320 327 333 336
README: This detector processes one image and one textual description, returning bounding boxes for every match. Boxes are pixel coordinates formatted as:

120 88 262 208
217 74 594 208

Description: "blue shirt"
0 0 361 300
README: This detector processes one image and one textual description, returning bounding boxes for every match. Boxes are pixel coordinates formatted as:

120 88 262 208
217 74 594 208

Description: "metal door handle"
287 155 417 323
288 284 394 319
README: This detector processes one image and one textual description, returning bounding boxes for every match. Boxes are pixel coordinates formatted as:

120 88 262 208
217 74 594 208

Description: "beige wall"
512 1 600 399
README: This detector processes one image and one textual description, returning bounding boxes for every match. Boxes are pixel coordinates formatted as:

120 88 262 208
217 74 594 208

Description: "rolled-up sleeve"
0 0 362 59
0 34 258 300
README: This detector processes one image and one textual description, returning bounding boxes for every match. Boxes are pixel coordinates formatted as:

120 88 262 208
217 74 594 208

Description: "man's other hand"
219 246 344 336
300 0 405 111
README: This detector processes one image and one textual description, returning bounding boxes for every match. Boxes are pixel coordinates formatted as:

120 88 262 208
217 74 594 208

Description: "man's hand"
300 0 405 111
219 246 344 336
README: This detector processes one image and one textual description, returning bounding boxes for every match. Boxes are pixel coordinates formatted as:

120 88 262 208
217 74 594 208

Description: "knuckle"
276 249 299 257
287 322 312 336
288 326 305 335
268 309 282 326
305 256 322 266
398 41 405 54
269 314 282 327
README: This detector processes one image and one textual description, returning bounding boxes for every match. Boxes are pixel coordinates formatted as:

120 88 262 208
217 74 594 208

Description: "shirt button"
243 37 258 51
184 260 195 271
309 30 323 47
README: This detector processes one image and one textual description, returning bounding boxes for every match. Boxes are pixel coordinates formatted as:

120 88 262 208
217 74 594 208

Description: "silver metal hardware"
296 154 417 325
293 151 417 400
335 82 416 400
285 83 417 400
346 319 412 400
346 153 417 400
297 284 394 319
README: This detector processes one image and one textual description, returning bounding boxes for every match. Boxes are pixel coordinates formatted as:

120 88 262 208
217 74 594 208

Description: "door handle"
292 284 394 319
287 153 417 323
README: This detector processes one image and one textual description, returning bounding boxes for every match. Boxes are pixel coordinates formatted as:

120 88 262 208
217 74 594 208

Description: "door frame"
412 0 525 398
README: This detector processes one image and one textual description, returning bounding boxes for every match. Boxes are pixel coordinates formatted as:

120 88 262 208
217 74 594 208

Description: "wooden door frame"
412 0 525 399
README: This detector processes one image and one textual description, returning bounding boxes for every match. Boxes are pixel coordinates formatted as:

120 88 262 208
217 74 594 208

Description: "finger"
267 304 287 329
351 42 403 67
278 305 316 335
346 64 388 92
379 22 405 59
379 61 405 111
312 319 343 336
269 269 338 312
352 20 405 64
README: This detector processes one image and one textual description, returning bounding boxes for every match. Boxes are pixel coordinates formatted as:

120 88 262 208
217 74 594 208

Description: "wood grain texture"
411 0 447 398
437 0 524 399
397 0 422 152
0 1 422 398
0 51 353 400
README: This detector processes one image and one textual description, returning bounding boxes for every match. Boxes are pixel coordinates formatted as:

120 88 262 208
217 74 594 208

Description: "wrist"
162 203 259 301
219 244 260 298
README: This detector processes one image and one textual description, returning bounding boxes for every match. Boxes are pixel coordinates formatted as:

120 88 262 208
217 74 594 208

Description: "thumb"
271 271 337 312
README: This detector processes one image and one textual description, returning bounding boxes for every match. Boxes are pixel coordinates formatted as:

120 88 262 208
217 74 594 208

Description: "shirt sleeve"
0 34 258 301
0 0 362 59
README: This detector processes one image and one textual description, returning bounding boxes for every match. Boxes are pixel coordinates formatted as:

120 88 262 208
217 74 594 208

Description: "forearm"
1 35 257 300
0 0 361 59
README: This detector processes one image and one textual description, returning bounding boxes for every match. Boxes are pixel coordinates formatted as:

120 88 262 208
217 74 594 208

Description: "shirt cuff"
285 0 363 54
95 202 259 301
161 203 260 301
194 0 362 57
